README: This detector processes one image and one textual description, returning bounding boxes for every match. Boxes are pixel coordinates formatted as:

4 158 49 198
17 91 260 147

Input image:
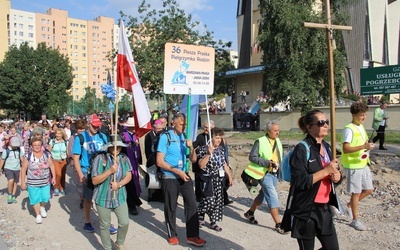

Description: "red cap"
88 114 101 127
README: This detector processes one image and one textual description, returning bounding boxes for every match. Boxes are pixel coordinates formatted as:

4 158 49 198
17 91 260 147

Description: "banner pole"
185 88 192 173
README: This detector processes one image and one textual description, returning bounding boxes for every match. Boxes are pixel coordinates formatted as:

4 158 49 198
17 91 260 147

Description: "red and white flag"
117 21 151 138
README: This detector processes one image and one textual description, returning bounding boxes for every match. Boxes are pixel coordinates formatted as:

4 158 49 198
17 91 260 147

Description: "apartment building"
0 0 118 101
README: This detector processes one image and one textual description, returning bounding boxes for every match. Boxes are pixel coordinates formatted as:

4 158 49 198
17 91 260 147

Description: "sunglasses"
312 119 329 127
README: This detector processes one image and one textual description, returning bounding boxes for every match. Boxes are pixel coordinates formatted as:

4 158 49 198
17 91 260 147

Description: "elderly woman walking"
196 127 232 231
20 137 56 224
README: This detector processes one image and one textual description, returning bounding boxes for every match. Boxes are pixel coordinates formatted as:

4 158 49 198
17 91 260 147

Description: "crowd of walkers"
0 103 380 249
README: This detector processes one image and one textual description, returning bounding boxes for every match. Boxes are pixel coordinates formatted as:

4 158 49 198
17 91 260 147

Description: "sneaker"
7 195 13 204
167 236 179 245
12 196 17 203
53 188 60 196
244 211 258 224
275 223 288 234
35 215 42 224
110 225 118 235
83 223 95 233
187 237 206 247
60 190 66 195
40 207 47 218
349 220 367 231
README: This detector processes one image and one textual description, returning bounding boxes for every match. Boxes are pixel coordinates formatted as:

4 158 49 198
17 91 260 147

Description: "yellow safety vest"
341 123 369 169
244 136 283 180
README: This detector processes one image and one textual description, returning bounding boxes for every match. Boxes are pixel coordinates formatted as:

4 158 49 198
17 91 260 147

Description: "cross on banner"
304 0 352 159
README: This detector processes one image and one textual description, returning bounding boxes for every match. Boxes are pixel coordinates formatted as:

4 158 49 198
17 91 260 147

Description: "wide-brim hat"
105 134 128 148
124 117 135 127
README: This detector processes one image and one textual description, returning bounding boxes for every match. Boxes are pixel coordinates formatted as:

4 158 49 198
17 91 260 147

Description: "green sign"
360 64 400 95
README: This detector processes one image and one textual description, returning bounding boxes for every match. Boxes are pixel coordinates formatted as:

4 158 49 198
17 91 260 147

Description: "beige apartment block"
87 16 115 99
0 0 117 102
9 9 36 49
0 0 10 61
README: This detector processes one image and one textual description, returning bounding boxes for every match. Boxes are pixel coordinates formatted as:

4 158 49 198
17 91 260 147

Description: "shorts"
256 173 280 209
28 184 51 205
4 169 20 182
82 172 93 200
345 166 374 194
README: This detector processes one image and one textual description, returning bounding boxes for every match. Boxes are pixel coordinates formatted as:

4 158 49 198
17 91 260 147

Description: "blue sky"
11 0 238 50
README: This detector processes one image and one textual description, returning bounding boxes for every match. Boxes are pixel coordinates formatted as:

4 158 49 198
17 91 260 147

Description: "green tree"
258 0 348 112
118 93 133 115
0 42 73 118
120 0 233 110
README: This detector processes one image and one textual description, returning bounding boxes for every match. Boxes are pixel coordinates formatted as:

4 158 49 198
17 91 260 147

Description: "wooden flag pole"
113 87 119 200
304 0 352 159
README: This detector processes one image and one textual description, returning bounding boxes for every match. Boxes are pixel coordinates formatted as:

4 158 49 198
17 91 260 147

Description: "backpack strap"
299 140 311 161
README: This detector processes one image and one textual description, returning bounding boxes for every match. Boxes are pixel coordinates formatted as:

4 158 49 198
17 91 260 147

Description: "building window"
28 17 33 22
19 24 23 28
363 12 371 61
19 31 23 36
82 32 86 36
74 31 78 36
82 53 86 57
29 33 33 38
42 34 46 39
28 25 33 30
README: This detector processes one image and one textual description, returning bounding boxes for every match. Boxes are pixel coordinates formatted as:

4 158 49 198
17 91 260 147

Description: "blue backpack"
281 141 310 182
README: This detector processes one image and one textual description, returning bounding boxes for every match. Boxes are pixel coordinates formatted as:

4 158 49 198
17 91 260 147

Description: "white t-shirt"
342 123 367 144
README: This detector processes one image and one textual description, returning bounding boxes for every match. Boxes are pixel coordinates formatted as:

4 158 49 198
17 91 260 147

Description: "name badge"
219 169 225 177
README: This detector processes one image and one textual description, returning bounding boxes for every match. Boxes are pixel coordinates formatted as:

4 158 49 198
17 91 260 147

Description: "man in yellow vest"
243 121 285 234
342 102 375 231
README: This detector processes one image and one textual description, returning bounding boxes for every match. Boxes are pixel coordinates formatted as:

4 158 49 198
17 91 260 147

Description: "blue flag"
179 95 206 141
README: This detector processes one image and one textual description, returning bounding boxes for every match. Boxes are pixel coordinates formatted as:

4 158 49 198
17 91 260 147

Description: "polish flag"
117 21 151 138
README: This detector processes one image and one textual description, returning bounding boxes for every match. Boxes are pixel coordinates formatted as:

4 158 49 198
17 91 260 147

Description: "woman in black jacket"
282 109 341 250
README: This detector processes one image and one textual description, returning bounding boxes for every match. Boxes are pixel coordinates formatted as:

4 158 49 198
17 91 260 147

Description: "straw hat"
124 117 135 127
105 135 128 148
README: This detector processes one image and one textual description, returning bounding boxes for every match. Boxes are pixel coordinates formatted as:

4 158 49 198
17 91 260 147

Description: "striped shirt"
25 152 51 187
92 153 132 209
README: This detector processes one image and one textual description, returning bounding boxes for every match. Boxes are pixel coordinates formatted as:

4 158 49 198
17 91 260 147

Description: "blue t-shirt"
157 130 186 179
72 131 108 172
